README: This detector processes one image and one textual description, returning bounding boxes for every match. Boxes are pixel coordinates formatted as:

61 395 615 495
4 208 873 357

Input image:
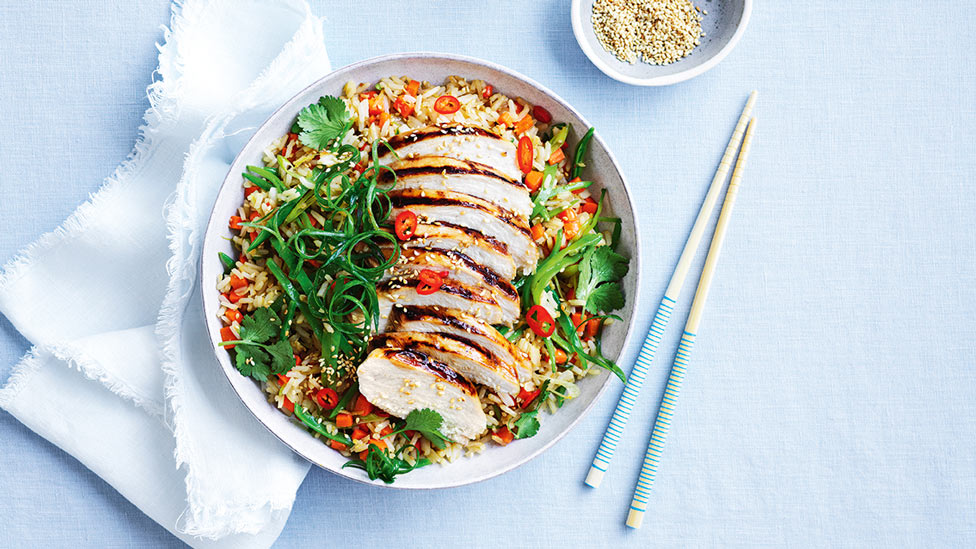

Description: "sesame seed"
591 0 703 65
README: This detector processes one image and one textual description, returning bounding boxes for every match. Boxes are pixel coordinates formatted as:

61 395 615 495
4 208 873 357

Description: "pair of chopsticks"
584 91 758 529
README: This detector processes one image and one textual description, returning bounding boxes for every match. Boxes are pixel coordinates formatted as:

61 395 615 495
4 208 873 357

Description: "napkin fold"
0 0 333 545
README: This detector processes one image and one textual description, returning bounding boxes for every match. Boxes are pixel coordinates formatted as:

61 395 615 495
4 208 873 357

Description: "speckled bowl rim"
201 52 643 489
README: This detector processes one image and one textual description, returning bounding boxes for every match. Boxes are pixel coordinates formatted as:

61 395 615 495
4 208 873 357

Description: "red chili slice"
315 388 339 409
434 95 461 114
394 210 418 240
532 105 552 124
526 305 556 337
517 136 534 174
482 84 494 99
416 270 446 295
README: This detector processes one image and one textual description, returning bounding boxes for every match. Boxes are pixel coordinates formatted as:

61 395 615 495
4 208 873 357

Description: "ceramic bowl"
571 0 752 86
201 52 643 488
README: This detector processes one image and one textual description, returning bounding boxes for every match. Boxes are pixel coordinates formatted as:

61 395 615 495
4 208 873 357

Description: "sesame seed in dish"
591 0 704 65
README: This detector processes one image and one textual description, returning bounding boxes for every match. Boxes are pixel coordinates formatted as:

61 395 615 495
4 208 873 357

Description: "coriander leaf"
296 95 351 150
576 245 630 310
266 339 295 374
235 345 271 381
591 246 629 281
399 408 450 450
585 281 625 314
512 410 540 439
239 307 279 344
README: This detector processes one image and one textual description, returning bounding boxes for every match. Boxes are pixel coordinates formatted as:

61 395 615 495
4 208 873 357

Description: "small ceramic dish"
201 53 643 488
571 0 753 86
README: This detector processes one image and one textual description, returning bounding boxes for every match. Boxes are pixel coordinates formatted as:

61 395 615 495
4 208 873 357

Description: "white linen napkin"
0 0 333 545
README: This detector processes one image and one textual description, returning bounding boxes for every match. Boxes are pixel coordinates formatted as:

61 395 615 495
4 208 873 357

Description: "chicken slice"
376 277 514 332
371 331 520 396
389 306 530 383
383 246 519 321
389 188 538 273
405 222 516 280
381 155 531 218
377 125 521 181
357 348 486 443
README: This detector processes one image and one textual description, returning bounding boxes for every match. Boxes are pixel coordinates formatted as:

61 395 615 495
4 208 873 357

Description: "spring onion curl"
239 139 403 382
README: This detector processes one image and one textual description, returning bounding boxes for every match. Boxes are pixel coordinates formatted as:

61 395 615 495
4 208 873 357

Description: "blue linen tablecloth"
1 1 974 547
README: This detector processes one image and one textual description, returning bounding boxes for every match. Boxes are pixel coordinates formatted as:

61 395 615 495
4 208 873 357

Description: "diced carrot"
530 224 545 242
249 211 261 221
493 426 514 446
524 170 544 192
393 94 414 117
571 312 584 337
406 79 420 96
581 198 598 214
586 317 602 339
229 274 248 290
563 219 580 241
554 348 568 364
219 326 236 349
225 291 242 304
380 426 393 437
515 114 534 134
557 207 577 222
276 374 288 386
335 413 354 428
369 439 387 451
569 176 587 195
367 96 384 115
351 426 369 440
378 111 390 127
497 111 514 127
353 394 373 416
329 440 347 451
244 186 259 198
224 309 242 324
548 147 565 165
228 215 243 231
281 397 294 413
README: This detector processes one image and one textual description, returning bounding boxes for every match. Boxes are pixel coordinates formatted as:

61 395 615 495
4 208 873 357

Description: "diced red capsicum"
532 105 552 124
493 426 514 446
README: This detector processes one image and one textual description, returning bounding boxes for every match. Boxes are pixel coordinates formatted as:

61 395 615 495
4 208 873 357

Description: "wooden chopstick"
626 117 757 529
585 92 758 489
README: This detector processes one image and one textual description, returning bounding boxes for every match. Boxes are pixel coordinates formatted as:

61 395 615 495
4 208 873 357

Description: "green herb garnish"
296 95 352 150
512 410 540 439
387 408 451 450
342 444 431 484
219 306 294 381
576 246 629 314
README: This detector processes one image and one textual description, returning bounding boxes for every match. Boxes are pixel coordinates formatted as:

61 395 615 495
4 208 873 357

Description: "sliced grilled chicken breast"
357 348 486 443
390 188 538 273
383 247 519 320
405 222 516 280
371 331 520 395
389 306 530 383
377 125 521 181
376 277 515 332
381 156 531 218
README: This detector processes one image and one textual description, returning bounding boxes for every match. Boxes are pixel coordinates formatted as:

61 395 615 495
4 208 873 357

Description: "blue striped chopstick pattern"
584 296 676 488
625 330 697 529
